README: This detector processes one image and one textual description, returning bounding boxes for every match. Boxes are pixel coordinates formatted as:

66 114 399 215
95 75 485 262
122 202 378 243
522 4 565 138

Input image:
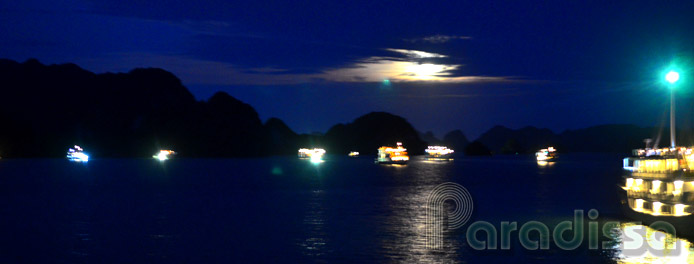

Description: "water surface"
0 154 682 263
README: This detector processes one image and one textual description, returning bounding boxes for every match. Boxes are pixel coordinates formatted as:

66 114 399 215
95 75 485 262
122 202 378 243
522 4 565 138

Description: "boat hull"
425 154 453 161
375 160 408 165
536 156 557 162
618 187 694 239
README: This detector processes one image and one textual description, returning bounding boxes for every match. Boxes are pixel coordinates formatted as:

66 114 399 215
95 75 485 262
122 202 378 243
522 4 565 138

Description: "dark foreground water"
0 154 688 263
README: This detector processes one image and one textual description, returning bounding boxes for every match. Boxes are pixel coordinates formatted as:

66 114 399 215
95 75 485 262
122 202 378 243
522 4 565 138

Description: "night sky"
2 0 694 138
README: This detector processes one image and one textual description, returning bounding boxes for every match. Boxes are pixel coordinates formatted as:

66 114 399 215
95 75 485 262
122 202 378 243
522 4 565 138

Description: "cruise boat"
67 145 89 162
298 148 326 162
348 151 360 157
535 147 557 161
375 142 409 164
621 147 694 237
425 146 454 160
154 150 176 161
618 70 694 237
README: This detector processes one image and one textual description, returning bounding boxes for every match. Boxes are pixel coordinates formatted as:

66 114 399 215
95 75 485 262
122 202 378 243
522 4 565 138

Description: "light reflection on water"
10 155 694 262
537 160 555 167
69 202 94 262
610 223 694 263
299 189 329 257
380 158 461 263
144 192 175 262
66 168 95 263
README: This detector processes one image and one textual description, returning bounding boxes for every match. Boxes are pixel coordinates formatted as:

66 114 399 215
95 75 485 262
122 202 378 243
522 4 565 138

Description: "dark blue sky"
2 0 694 138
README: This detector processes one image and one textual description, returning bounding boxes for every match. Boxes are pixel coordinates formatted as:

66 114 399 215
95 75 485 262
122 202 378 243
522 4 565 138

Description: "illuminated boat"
620 147 694 237
375 142 409 164
425 146 454 160
348 151 360 157
298 148 326 162
67 145 89 162
154 150 176 161
535 147 557 161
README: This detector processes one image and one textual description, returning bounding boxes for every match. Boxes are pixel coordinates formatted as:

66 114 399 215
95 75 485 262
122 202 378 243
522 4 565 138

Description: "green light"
383 79 391 85
666 71 680 84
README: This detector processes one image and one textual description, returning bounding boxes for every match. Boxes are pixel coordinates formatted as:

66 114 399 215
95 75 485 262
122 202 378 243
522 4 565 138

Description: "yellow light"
651 180 661 194
404 63 448 80
377 143 410 163
635 199 644 211
625 178 634 189
299 148 326 160
652 201 662 215
615 223 691 263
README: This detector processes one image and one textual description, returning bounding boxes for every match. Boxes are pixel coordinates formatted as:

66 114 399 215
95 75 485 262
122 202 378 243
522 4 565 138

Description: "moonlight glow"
319 49 507 83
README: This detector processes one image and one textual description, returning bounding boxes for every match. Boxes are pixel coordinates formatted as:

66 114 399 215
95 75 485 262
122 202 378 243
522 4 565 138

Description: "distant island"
0 59 680 158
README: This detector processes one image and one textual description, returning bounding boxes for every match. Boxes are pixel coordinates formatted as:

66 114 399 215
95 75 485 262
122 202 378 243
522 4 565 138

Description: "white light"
300 148 325 163
310 154 323 163
675 204 687 216
674 180 684 195
67 145 89 162
74 152 89 162
666 71 680 84
425 146 454 156
157 153 168 161
153 150 175 161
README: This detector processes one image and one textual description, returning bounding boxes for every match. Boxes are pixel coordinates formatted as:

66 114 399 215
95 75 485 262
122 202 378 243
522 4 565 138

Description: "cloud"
386 48 447 59
74 48 514 86
405 34 472 44
319 49 511 83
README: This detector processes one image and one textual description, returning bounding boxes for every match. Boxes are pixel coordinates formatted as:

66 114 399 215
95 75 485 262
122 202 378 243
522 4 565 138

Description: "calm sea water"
0 154 682 263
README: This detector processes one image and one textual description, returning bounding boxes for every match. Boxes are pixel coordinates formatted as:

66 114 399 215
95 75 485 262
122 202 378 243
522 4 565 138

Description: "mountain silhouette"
473 124 671 154
442 130 470 153
477 126 557 154
0 59 263 157
464 141 492 156
324 112 427 155
0 58 676 158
